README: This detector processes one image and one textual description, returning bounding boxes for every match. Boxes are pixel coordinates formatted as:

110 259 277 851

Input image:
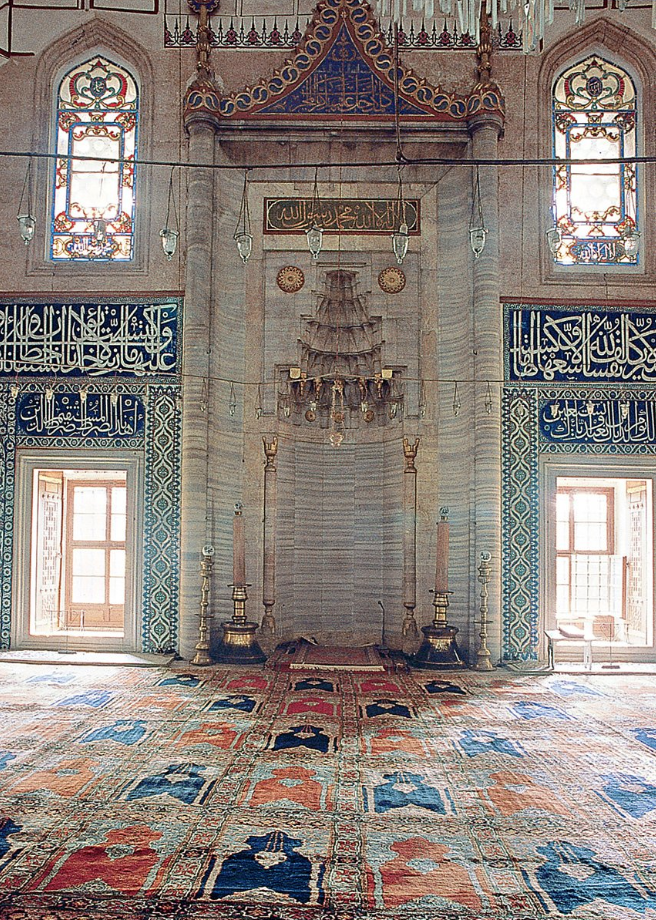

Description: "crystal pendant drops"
546 226 562 257
469 166 487 258
234 230 253 264
622 228 640 257
470 227 487 258
17 157 35 245
306 224 323 260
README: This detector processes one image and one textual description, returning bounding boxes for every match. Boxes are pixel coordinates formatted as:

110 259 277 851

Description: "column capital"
467 108 505 140
184 82 222 135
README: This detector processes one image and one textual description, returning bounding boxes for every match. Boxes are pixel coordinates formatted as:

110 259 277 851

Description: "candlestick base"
261 603 276 636
191 640 214 667
473 647 495 671
214 621 267 665
410 624 467 670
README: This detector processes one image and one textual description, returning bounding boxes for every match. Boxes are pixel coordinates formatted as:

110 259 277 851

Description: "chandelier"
373 0 650 52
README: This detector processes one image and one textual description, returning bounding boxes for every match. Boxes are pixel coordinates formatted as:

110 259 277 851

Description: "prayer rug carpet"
0 664 656 919
268 638 390 671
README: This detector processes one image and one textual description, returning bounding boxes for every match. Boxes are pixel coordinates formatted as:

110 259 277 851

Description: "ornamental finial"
187 0 220 83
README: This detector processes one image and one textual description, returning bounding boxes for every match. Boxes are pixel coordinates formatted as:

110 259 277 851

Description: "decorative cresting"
184 0 505 125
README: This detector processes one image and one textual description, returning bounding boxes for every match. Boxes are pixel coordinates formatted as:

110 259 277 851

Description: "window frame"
26 23 152 277
64 478 127 629
538 23 656 287
550 54 639 270
555 485 616 622
541 454 656 658
51 54 139 264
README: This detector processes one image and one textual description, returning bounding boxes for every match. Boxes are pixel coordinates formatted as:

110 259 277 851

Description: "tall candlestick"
262 437 278 637
435 507 450 594
233 503 245 585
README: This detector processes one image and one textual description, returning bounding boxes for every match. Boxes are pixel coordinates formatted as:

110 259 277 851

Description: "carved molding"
184 0 505 126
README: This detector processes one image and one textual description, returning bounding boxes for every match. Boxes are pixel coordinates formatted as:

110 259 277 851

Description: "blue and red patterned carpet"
1 662 656 918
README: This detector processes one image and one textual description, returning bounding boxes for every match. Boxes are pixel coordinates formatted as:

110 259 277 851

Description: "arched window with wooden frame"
551 55 638 267
51 55 138 262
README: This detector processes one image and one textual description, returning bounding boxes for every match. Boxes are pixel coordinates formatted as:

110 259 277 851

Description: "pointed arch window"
551 55 638 266
51 56 138 262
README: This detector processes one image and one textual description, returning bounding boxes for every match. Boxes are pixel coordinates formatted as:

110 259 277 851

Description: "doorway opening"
14 454 141 651
555 475 653 648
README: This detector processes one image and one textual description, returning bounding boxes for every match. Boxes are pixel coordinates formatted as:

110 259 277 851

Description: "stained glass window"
552 56 638 266
52 56 138 262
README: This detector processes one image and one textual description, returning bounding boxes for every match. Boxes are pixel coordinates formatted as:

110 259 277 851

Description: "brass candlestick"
411 590 466 669
474 552 494 671
214 582 267 665
261 436 278 639
401 437 420 645
192 545 215 667
232 583 248 624
214 505 267 665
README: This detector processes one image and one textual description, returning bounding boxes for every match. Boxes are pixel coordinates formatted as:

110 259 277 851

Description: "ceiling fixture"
469 165 487 258
306 167 323 260
546 224 562 258
391 165 409 265
91 218 108 248
622 227 640 258
160 167 180 260
234 169 253 264
16 156 35 245
374 0 648 52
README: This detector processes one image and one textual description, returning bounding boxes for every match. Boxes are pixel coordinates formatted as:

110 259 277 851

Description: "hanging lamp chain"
237 168 251 236
17 156 33 217
165 166 179 232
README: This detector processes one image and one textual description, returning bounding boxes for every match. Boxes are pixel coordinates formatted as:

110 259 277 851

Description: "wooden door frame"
12 450 143 652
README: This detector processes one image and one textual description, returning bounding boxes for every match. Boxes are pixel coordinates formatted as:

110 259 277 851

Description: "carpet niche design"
0 665 656 918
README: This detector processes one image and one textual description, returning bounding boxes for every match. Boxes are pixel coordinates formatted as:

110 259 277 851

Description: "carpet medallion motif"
0 664 655 918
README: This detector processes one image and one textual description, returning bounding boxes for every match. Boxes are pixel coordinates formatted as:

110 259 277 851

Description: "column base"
410 624 467 670
214 621 267 665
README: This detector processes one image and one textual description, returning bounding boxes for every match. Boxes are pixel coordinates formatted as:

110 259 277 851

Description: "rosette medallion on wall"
378 267 406 294
277 266 305 294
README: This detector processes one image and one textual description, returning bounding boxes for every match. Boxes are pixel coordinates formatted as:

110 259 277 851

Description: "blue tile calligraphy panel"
0 300 179 377
505 304 656 383
540 397 656 446
15 392 145 439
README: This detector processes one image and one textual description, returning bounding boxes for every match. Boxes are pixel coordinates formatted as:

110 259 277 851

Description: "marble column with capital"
469 110 504 666
179 115 216 659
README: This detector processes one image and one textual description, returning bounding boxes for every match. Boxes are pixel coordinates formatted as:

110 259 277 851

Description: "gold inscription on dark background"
265 198 420 234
